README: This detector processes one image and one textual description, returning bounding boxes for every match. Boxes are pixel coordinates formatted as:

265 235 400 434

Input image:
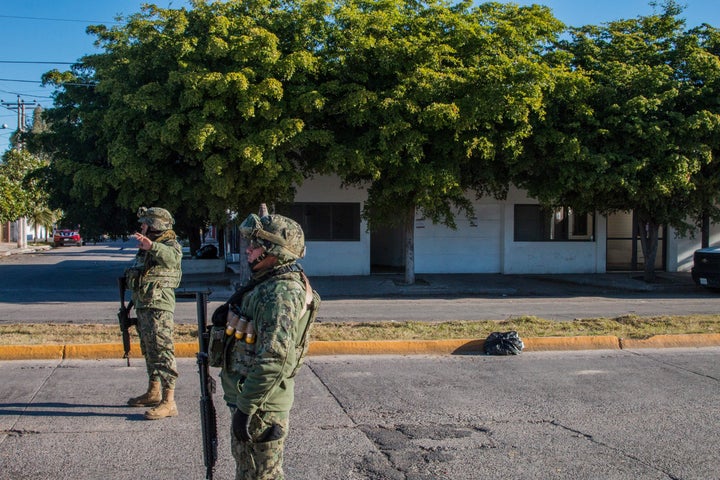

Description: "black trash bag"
196 244 218 259
484 331 524 355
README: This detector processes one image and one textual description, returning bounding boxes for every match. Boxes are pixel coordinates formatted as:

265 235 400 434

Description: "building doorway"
606 211 666 271
370 225 405 274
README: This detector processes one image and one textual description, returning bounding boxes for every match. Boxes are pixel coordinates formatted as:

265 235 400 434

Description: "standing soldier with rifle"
208 213 320 480
123 206 183 420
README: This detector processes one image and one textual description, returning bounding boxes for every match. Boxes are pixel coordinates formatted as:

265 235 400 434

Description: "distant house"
226 174 719 277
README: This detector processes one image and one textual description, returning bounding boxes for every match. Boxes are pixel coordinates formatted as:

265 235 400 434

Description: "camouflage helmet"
239 213 305 264
137 206 174 231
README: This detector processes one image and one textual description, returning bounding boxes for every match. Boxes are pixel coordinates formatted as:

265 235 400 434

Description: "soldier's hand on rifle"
232 409 251 442
133 232 152 251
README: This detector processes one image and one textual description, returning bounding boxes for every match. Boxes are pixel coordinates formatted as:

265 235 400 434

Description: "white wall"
414 198 502 273
293 178 609 276
293 175 370 276
501 188 605 274
667 223 720 272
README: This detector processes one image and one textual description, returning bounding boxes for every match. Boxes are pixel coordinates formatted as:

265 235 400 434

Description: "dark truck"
691 247 720 289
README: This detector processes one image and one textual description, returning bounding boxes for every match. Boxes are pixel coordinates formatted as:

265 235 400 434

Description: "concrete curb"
1 334 719 360
1 245 52 256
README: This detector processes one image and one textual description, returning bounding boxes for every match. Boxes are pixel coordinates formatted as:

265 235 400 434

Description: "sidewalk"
0 241 51 256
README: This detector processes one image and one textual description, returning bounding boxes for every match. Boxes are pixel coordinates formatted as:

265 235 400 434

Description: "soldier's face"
140 223 149 235
246 245 264 263
246 244 277 271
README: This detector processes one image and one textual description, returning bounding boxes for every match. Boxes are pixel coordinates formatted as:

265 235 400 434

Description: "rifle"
117 276 137 366
183 289 217 480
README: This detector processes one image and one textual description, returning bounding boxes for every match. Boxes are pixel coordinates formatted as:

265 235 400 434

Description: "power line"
0 14 121 24
0 61 75 65
0 78 45 84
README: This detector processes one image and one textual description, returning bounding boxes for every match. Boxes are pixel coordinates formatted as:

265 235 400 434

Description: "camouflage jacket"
224 265 317 415
125 230 182 312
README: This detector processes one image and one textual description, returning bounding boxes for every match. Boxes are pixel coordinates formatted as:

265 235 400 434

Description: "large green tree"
677 23 720 247
30 0 331 252
516 1 720 282
0 149 51 227
321 0 563 282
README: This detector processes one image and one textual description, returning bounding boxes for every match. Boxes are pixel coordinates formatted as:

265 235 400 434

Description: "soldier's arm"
149 240 182 267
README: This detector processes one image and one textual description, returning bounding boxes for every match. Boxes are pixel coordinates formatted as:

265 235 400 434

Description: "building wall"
294 176 612 276
412 186 606 275
667 222 720 272
501 188 605 274
294 175 370 276
414 199 503 273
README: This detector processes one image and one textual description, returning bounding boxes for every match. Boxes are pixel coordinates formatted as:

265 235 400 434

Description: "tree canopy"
23 0 720 281
319 0 564 281
515 1 720 280
32 0 331 249
0 149 51 225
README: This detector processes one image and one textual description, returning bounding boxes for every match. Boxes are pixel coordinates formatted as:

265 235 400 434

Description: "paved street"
1 242 719 479
1 241 718 325
2 349 719 480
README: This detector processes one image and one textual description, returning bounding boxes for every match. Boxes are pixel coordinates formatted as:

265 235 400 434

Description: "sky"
1 0 719 150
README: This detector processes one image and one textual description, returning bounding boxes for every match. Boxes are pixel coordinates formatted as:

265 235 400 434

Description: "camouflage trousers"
230 407 289 480
136 308 178 389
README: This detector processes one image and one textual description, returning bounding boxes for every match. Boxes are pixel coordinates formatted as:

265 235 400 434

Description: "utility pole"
0 95 38 248
1 95 37 150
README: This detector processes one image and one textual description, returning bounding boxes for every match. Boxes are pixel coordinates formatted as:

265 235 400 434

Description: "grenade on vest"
225 310 249 340
245 322 256 344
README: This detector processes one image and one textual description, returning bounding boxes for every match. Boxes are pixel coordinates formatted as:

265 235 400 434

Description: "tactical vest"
126 251 182 290
208 265 320 380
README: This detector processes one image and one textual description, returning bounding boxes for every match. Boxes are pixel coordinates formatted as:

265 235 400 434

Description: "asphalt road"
2 243 719 479
2 348 719 479
1 241 720 325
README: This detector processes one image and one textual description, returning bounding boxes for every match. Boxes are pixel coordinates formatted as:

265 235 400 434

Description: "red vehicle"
53 228 83 247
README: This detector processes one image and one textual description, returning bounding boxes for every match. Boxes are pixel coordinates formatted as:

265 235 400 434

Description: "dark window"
514 205 594 242
279 203 361 241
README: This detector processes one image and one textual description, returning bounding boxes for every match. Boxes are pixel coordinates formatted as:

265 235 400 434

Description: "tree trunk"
635 213 659 283
188 227 202 257
403 205 415 285
217 226 225 258
701 211 710 248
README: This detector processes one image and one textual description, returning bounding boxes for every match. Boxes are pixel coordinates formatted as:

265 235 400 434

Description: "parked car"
691 247 720 289
53 228 83 247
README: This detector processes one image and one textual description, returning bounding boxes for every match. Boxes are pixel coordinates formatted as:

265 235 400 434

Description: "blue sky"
1 0 719 148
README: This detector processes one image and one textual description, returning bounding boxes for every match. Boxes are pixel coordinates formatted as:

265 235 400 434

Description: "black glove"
232 409 251 442
211 303 229 328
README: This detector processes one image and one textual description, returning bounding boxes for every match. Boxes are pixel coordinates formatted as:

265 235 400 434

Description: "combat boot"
144 388 178 420
127 380 161 407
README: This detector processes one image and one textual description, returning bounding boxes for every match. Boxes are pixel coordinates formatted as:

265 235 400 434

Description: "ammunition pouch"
125 269 141 290
208 326 227 367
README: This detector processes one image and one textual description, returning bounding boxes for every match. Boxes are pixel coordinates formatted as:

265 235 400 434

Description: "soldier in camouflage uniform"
125 207 183 420
208 213 320 480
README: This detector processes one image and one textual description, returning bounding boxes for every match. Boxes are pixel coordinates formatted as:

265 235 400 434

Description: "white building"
248 175 719 277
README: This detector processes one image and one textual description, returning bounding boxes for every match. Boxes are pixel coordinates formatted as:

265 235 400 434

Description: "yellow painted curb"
0 344 64 360
620 333 720 349
64 342 136 359
0 334 719 361
63 342 199 360
309 339 485 356
524 336 620 352
175 342 199 357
